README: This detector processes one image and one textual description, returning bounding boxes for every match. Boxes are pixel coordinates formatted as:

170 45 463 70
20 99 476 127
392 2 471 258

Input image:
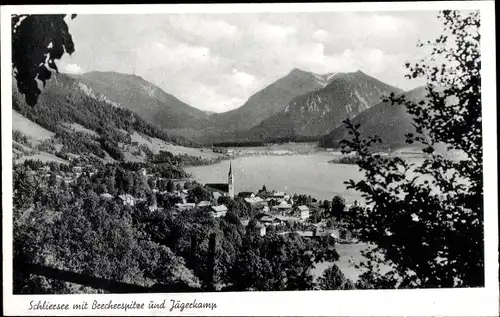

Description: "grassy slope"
12 110 55 144
130 132 221 159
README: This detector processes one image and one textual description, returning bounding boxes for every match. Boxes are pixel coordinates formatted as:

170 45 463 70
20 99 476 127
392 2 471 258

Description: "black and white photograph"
1 2 498 316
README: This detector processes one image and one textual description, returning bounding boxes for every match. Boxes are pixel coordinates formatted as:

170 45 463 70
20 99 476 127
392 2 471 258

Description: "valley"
12 67 427 169
10 57 469 294
9 10 484 297
63 68 418 148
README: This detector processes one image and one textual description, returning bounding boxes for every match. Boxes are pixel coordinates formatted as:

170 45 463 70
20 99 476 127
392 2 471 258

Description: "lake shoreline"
185 153 366 202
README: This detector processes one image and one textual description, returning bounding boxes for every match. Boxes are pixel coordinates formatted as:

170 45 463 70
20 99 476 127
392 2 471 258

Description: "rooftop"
297 205 309 211
260 216 276 222
175 203 195 208
277 201 292 209
118 194 135 200
211 205 228 212
244 197 264 204
197 201 211 207
205 183 229 193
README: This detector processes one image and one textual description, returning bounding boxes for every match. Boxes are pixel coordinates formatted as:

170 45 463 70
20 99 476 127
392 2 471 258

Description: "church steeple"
228 161 234 199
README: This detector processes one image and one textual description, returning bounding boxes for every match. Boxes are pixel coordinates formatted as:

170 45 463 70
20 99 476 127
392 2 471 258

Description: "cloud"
181 82 246 113
370 14 413 34
58 61 84 74
167 16 239 42
340 12 417 38
231 68 255 88
153 41 214 65
293 44 407 83
313 29 329 42
60 11 443 112
295 43 327 69
251 22 296 44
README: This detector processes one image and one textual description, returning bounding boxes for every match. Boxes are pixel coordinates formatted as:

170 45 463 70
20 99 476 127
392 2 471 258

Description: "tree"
317 264 355 290
12 14 76 106
166 179 174 193
48 173 58 187
224 211 240 226
309 213 319 224
331 195 346 218
217 195 230 206
246 218 258 231
323 199 331 213
13 166 36 210
147 177 156 190
326 218 334 228
187 185 211 204
229 234 339 291
341 10 482 288
148 192 157 208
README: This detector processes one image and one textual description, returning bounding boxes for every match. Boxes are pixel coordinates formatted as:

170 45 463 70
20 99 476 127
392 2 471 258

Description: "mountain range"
74 71 209 129
12 71 200 166
319 86 426 149
14 67 422 152
207 68 341 133
242 70 403 141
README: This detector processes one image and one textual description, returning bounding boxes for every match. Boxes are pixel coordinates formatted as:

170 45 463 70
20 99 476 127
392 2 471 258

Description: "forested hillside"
319 87 426 149
12 72 199 164
76 71 209 129
244 71 403 141
13 160 345 293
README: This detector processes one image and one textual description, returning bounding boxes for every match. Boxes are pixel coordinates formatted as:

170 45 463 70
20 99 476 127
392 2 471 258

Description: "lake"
186 146 462 282
186 151 378 281
186 153 365 202
186 147 458 202
312 243 392 282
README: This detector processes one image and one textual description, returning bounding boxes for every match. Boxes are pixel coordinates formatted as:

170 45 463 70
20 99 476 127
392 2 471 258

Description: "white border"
1 2 498 316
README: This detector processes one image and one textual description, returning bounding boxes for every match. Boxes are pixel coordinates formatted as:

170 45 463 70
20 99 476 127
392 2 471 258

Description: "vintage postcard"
1 1 498 316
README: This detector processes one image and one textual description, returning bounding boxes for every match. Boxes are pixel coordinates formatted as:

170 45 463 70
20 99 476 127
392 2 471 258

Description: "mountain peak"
83 70 145 82
289 68 310 75
76 70 207 129
289 68 343 80
244 69 404 140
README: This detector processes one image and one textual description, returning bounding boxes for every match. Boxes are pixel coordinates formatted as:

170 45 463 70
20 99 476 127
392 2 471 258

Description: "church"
204 162 235 199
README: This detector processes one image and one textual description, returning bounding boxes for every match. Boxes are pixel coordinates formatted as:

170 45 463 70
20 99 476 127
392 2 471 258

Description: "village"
26 160 366 244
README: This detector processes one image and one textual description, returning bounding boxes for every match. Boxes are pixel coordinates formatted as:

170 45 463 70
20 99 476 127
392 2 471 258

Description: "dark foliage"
340 10 483 288
13 130 30 145
317 264 355 290
13 158 347 293
12 14 76 106
12 71 201 160
331 195 346 219
213 141 265 148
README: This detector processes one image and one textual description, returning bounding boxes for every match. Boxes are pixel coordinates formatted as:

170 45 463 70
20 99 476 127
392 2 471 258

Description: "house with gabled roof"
254 222 266 236
118 194 136 206
100 193 114 200
273 200 293 214
295 205 310 220
175 202 196 211
211 205 228 218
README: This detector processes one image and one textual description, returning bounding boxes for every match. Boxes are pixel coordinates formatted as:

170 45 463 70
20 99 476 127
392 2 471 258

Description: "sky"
58 11 444 113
